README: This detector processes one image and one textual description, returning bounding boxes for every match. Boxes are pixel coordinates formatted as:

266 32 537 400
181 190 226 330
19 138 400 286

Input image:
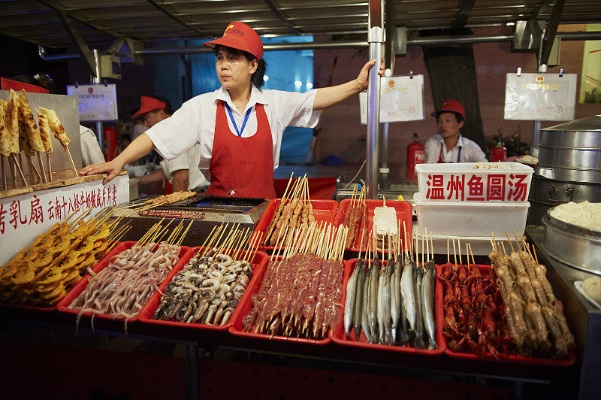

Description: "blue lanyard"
224 102 252 137
439 142 462 162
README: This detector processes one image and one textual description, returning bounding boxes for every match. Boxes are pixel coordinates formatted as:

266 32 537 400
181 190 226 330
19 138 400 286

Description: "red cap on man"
203 21 264 60
434 99 466 119
132 96 167 118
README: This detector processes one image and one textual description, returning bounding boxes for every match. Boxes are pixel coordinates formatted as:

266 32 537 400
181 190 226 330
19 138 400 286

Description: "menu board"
360 75 425 123
66 84 118 122
504 73 577 121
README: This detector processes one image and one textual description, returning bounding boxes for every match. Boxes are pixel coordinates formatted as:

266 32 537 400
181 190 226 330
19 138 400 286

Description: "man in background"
424 99 487 163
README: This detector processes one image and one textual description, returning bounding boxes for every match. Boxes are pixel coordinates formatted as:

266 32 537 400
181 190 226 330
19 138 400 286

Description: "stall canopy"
2 1 601 52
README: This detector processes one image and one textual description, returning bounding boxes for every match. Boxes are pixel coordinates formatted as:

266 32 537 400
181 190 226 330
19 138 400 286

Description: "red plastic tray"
138 248 269 331
440 263 576 366
255 198 339 251
334 199 413 252
330 259 445 356
57 241 194 324
0 240 132 312
229 255 341 345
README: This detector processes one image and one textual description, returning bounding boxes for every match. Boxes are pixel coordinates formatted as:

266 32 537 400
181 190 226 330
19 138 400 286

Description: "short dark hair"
214 45 267 88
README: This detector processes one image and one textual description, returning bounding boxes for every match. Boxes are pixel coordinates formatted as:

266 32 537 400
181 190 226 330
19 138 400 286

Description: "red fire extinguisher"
104 126 119 162
406 132 424 183
490 135 507 162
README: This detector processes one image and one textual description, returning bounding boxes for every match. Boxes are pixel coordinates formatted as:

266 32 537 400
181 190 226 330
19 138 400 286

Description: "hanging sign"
360 75 425 124
504 72 577 121
66 84 119 122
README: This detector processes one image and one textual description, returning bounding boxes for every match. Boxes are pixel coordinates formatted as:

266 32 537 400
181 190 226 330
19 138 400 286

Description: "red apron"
206 101 276 198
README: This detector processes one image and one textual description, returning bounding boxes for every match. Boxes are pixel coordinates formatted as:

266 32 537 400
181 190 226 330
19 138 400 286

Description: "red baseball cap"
132 96 167 118
433 99 466 119
204 21 264 60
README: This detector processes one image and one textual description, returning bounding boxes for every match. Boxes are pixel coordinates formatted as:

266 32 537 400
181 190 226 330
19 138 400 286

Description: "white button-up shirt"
146 86 320 182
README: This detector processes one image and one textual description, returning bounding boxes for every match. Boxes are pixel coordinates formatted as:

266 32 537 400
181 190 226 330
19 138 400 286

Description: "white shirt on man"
424 134 487 163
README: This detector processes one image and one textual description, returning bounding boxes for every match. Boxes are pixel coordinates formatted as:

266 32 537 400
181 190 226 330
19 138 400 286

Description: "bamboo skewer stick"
64 146 79 177
46 153 53 182
1 155 6 189
11 153 28 186
36 151 47 183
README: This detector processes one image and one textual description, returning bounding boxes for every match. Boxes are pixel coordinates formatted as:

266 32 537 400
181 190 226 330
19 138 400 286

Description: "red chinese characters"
425 173 530 202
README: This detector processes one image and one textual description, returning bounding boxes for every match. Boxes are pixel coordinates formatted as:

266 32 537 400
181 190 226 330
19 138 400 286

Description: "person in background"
79 125 105 166
130 113 146 141
132 95 208 192
424 99 487 163
80 21 384 198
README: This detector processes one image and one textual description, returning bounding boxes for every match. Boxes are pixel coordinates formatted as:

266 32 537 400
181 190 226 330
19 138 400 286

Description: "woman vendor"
80 21 384 198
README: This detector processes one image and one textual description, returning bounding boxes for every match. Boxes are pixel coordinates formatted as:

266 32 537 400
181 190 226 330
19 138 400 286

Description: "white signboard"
66 84 119 122
504 73 577 121
0 175 129 265
360 75 425 124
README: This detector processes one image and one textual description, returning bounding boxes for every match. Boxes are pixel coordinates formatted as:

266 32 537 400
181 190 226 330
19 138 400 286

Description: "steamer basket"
538 115 601 183
541 211 601 276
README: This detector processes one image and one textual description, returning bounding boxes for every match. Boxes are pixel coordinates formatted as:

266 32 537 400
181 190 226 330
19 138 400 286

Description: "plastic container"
333 199 413 252
57 242 193 325
414 193 530 237
138 248 269 331
415 162 534 203
413 226 513 256
329 259 445 356
255 198 339 251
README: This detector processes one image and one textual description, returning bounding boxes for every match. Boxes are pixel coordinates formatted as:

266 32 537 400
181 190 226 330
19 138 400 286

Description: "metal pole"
92 49 104 148
531 60 548 158
366 0 384 199
380 122 390 190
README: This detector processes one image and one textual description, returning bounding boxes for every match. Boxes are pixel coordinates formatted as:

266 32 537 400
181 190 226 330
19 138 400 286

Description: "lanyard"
224 102 252 137
438 142 462 163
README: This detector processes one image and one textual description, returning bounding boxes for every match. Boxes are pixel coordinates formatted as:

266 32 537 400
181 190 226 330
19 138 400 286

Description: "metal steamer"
527 115 601 224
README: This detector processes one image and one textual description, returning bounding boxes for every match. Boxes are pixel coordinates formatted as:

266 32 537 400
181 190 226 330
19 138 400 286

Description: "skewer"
25 154 42 183
46 153 53 182
11 153 28 186
64 146 79 177
1 155 6 189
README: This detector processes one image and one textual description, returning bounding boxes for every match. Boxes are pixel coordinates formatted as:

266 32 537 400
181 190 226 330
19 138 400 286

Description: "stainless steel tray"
542 213 601 275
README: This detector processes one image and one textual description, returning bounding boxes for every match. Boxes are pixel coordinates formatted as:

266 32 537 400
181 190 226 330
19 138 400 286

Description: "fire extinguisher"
406 132 424 183
490 135 507 162
104 126 119 162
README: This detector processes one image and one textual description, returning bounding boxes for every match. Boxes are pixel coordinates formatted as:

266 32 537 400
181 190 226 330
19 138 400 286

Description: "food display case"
111 194 269 247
